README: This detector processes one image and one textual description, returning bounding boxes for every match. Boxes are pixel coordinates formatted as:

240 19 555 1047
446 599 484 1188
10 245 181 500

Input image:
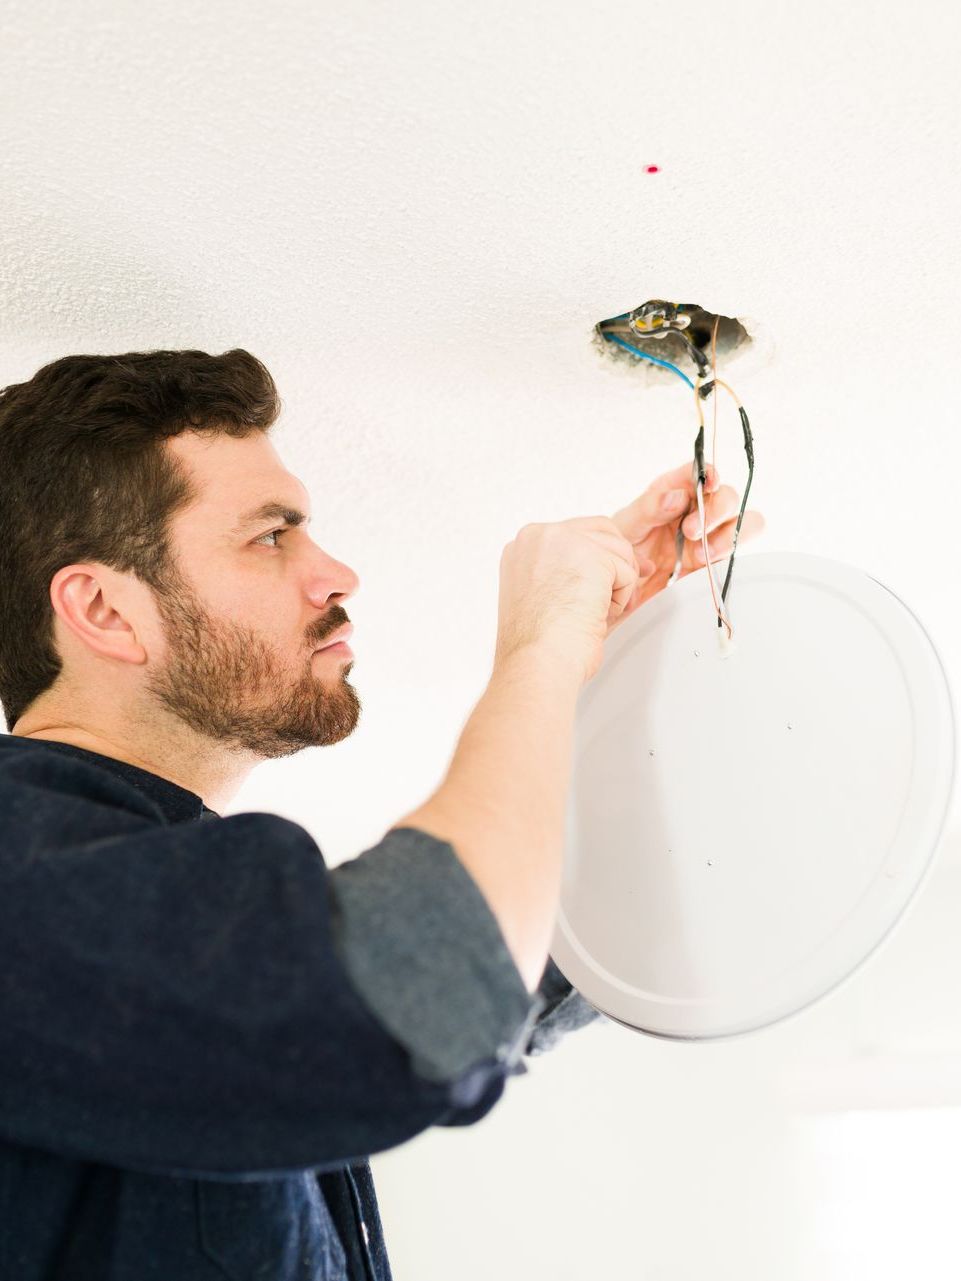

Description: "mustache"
308 607 351 649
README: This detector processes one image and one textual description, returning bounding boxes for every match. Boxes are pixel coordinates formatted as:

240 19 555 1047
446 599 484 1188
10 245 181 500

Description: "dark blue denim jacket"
0 734 600 1280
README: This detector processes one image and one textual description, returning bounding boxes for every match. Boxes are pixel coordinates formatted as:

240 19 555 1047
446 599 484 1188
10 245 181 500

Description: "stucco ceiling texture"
1 1 960 848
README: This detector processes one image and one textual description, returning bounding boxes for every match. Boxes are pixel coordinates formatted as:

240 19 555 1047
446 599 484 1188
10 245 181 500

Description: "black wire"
627 322 712 377
716 403 755 619
668 326 711 376
694 423 707 486
694 388 755 627
600 316 755 631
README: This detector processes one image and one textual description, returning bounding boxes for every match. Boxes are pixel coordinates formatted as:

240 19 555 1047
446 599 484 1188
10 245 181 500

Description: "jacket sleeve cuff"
325 826 539 1084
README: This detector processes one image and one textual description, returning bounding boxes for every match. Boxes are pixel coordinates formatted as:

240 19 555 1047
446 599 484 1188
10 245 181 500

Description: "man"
0 348 763 1279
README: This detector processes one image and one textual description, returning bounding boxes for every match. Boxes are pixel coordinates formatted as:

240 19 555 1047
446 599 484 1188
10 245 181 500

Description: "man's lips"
315 624 354 650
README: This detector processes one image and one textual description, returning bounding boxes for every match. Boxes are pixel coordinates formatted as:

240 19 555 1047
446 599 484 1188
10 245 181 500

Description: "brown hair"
0 348 281 731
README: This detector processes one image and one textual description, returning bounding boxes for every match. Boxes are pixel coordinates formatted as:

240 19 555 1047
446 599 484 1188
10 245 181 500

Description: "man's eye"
254 527 287 548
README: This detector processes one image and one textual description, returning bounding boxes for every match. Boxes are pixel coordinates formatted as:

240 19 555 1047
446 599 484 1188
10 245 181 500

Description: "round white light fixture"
550 552 956 1039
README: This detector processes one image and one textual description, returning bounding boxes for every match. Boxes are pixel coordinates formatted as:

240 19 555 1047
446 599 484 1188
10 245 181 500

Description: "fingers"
587 528 649 581
610 462 721 543
679 484 743 541
689 510 766 563
649 459 722 498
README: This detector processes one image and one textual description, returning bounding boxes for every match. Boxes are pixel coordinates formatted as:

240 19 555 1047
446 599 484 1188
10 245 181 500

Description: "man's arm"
0 759 523 1176
388 643 583 991
324 641 597 1086
326 842 605 1087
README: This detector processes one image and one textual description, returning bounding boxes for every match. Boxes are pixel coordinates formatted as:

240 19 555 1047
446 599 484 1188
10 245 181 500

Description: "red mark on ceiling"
645 165 660 173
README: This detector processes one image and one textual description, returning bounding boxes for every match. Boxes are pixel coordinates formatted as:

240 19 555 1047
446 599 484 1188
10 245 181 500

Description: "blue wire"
601 332 695 390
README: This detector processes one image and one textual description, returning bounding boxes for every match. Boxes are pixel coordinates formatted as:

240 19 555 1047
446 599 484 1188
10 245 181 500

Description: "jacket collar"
0 734 218 823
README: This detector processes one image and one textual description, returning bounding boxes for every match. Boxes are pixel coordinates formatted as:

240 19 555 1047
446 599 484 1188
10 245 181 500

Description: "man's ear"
48 564 149 666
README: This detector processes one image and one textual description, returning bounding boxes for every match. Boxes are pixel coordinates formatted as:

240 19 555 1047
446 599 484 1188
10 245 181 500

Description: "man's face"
143 429 362 759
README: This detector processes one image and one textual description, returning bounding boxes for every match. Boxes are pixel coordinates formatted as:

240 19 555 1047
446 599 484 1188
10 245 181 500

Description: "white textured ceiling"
1 0 959 862
4 8 961 1275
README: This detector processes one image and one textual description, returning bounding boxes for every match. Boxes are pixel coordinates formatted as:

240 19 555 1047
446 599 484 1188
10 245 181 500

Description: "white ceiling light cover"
551 552 957 1039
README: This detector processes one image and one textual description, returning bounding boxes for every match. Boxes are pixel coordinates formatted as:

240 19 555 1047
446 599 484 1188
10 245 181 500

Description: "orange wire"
711 377 743 408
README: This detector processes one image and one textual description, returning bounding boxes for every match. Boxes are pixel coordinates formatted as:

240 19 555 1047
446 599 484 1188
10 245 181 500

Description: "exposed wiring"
705 315 728 634
692 377 733 639
698 375 755 625
710 314 720 470
667 325 711 377
600 304 755 646
600 333 696 389
614 316 711 380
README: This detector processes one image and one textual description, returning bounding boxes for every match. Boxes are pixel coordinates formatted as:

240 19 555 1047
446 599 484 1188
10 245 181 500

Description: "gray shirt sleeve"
326 826 608 1083
522 955 604 1058
325 826 543 1084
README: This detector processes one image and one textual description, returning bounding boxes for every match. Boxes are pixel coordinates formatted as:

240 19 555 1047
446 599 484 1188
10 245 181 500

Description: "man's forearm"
389 644 583 991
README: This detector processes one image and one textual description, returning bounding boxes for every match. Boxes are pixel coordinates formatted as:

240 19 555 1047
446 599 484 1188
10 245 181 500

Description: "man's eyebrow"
231 502 312 535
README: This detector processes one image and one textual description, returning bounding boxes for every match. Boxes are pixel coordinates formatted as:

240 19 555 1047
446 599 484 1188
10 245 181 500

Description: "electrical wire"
603 309 754 644
661 324 711 378
692 377 733 639
710 315 720 473
618 318 711 380
663 315 753 642
706 315 727 632
697 313 755 641
600 333 696 389
699 376 755 621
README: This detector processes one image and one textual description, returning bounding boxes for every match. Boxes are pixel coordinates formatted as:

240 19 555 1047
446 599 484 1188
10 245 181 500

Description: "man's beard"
143 564 361 759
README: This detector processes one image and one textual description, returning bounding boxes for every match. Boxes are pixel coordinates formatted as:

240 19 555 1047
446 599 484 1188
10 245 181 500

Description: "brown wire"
692 374 733 638
686 315 738 640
